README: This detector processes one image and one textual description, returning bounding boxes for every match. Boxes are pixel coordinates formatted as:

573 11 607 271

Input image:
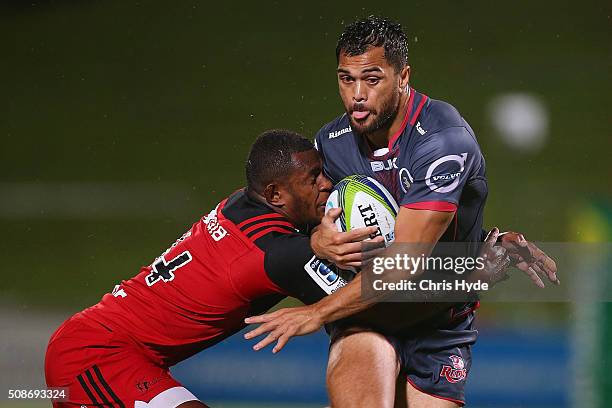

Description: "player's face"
282 150 332 228
337 46 404 136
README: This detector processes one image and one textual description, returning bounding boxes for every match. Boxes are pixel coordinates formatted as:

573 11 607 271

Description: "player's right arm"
244 207 455 352
297 207 454 323
312 207 455 324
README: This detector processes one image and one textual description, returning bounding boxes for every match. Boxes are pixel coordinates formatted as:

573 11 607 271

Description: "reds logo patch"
440 355 467 383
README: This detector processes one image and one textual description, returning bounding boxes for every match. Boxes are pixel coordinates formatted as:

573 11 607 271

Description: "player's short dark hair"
336 16 408 72
246 129 314 193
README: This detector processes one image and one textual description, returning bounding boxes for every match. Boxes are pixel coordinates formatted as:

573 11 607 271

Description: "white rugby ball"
326 175 399 246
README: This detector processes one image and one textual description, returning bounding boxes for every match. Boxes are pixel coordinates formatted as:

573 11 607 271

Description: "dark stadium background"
1 1 610 407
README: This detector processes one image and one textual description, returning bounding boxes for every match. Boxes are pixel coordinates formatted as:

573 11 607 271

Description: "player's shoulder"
314 113 353 146
420 97 467 134
414 98 478 154
221 189 298 246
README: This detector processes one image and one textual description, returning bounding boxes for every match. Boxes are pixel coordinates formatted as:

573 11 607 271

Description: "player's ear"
399 65 410 92
263 183 284 206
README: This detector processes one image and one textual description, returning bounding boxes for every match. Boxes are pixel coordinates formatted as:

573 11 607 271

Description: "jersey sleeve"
313 125 334 181
263 233 348 305
313 127 323 152
400 126 480 211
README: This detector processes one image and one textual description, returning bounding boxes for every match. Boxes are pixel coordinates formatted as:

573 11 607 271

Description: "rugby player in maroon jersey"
245 17 558 408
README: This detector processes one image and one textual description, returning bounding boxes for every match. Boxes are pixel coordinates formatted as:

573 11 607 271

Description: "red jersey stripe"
403 201 457 212
249 226 293 241
236 213 287 230
242 220 295 236
409 95 429 126
387 88 414 151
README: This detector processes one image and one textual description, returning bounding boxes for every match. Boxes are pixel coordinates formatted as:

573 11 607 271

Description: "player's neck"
365 92 410 150
246 188 291 220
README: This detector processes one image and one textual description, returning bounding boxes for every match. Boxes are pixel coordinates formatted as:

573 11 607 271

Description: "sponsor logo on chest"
370 158 398 172
329 126 352 139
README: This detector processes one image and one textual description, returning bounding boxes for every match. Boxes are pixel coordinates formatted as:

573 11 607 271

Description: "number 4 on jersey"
146 251 192 286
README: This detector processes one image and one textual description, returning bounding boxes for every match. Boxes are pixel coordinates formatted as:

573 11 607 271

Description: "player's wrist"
311 300 331 325
309 306 326 329
309 229 328 260
312 294 349 325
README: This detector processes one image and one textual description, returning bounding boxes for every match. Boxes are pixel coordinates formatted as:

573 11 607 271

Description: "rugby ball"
326 175 399 246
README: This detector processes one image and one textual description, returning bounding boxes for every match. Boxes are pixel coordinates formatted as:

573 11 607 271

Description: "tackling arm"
308 207 453 323
243 208 454 352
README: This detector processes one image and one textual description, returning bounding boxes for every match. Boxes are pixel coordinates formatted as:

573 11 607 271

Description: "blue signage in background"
468 328 569 407
172 327 569 407
172 329 329 404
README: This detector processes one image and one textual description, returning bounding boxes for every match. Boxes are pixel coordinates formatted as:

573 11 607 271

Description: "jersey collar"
387 88 430 151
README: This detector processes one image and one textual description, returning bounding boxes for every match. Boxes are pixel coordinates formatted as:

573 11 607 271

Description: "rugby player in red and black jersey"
45 130 381 408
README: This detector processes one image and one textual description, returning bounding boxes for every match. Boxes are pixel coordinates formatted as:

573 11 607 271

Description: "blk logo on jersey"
425 153 467 193
135 375 164 393
440 355 467 383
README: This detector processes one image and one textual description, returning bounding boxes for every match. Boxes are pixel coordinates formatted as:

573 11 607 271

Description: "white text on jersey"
329 126 352 139
202 204 228 241
416 121 427 135
371 158 398 172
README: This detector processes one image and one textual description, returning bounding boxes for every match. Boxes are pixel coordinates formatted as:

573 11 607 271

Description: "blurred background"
1 0 610 407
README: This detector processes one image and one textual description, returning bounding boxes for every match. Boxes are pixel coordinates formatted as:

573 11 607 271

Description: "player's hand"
477 227 513 285
311 208 385 269
244 305 323 353
499 231 559 287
